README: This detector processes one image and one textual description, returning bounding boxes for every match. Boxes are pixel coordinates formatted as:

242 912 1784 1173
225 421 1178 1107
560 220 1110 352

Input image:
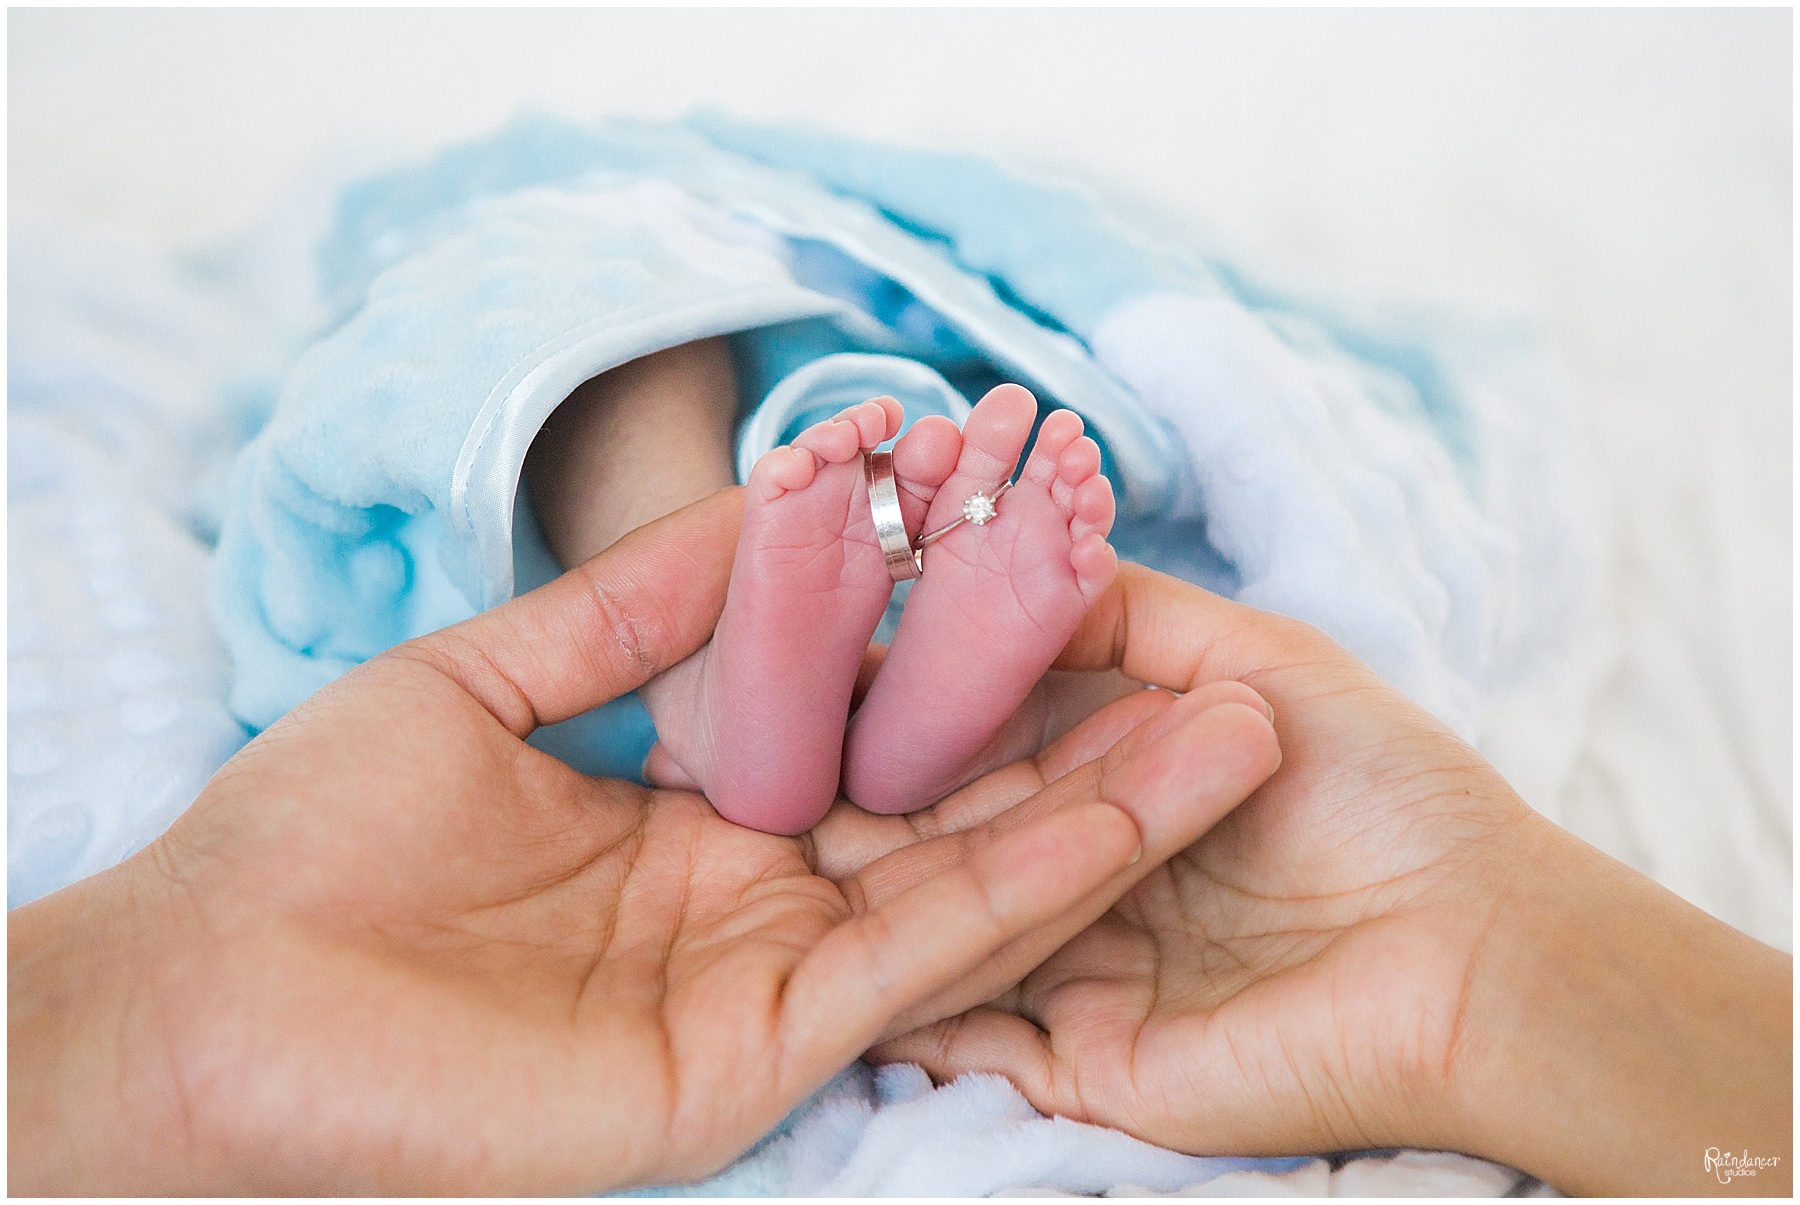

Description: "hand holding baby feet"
843 384 1119 814
639 398 962 834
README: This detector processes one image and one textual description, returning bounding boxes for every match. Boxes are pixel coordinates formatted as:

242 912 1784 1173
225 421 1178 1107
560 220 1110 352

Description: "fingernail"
1128 843 1143 866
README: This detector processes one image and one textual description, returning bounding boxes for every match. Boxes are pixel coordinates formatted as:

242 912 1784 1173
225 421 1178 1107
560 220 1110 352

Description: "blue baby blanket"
211 113 1599 776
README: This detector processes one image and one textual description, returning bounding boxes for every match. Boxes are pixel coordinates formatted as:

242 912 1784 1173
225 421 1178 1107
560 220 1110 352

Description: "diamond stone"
963 492 998 526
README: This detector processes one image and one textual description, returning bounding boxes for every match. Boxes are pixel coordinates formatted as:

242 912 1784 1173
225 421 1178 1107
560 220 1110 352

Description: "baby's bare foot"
641 400 961 834
843 384 1118 814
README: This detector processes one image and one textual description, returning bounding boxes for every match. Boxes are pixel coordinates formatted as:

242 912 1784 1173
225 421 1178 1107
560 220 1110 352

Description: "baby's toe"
834 397 902 449
894 414 962 488
793 416 866 464
1057 436 1103 488
892 414 964 531
1067 473 1116 545
955 384 1039 487
874 395 905 440
1020 408 1086 489
748 445 818 502
1047 435 1103 511
1069 532 1119 604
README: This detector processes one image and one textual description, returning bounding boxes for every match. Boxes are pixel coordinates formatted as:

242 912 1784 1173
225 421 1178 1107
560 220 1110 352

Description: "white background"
10 7 1792 945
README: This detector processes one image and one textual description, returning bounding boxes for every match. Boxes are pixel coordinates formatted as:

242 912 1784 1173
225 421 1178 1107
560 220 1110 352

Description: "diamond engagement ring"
913 479 1012 558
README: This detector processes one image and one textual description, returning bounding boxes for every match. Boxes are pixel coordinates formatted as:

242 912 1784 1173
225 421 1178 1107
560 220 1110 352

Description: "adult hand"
878 564 1793 1196
7 492 1280 1195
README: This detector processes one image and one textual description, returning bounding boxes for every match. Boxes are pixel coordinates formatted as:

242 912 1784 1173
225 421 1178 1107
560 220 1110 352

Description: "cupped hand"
877 563 1540 1157
7 493 1280 1196
877 564 1792 1197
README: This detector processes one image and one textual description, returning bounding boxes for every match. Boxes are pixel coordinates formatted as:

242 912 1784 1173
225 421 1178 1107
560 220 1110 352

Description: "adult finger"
872 1007 1072 1117
1052 561 1327 694
830 677 1271 895
396 488 743 737
892 692 1282 1033
805 684 1169 884
814 686 1279 1041
777 797 1142 1096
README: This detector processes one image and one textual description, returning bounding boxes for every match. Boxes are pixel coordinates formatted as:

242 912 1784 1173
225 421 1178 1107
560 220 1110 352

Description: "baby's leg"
525 338 740 565
843 384 1118 814
643 403 960 833
524 340 962 834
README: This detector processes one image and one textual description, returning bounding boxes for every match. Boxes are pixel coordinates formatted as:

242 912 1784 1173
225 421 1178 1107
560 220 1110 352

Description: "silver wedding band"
865 451 923 581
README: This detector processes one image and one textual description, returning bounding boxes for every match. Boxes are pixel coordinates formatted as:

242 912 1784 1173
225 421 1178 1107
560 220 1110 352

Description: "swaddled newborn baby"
525 337 1119 834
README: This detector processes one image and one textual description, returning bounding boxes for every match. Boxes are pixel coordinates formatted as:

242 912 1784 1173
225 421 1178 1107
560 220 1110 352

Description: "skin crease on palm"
5 489 1284 1196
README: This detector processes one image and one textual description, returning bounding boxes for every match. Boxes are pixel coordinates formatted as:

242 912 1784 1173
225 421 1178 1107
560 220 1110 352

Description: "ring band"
864 451 922 581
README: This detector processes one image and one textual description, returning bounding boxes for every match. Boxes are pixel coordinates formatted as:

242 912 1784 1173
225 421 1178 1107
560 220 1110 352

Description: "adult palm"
879 564 1538 1163
8 493 1280 1196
